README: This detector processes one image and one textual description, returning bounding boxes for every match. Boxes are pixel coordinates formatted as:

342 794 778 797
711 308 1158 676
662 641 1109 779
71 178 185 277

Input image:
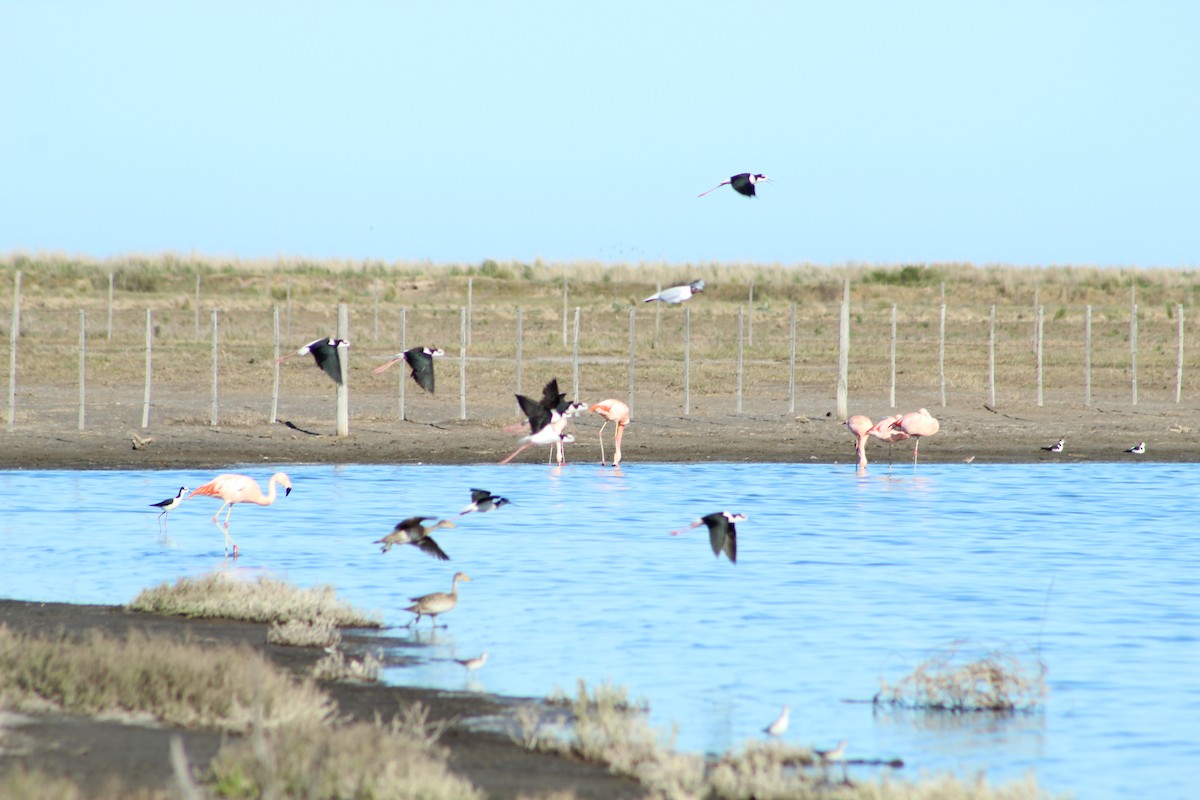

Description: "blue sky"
2 2 1197 268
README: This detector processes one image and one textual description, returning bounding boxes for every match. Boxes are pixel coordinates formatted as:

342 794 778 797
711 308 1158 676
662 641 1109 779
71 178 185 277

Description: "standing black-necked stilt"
1125 441 1146 454
372 346 444 393
671 511 745 564
1042 437 1065 453
149 486 188 533
375 516 455 560
538 378 585 464
643 279 705 304
697 172 769 198
276 338 350 385
406 572 471 628
499 387 578 465
456 489 511 517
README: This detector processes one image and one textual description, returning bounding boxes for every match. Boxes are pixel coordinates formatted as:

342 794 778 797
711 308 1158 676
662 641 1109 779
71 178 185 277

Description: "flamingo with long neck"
844 414 873 469
890 408 940 464
187 472 292 557
866 414 910 465
589 399 630 466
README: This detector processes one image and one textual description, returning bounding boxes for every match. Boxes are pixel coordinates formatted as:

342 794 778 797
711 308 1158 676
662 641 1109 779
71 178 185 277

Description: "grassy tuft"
127 573 382 628
875 642 1047 712
267 617 342 648
0 625 333 733
311 648 382 683
0 766 169 800
207 705 482 800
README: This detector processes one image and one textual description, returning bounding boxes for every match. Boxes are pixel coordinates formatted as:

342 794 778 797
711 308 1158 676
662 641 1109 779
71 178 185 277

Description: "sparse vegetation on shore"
875 642 1047 712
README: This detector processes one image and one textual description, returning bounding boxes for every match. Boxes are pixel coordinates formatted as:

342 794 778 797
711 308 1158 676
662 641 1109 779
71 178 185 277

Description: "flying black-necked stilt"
1042 437 1065 453
1125 441 1146 454
405 572 471 628
697 172 769 198
276 338 350 385
499 390 578 465
149 486 188 533
456 489 510 517
375 516 455 560
643 279 705 304
373 346 444 393
671 511 745 564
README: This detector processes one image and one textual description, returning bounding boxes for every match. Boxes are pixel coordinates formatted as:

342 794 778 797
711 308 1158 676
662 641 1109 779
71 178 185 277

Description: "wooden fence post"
1176 304 1184 404
836 285 849 421
78 309 86 431
571 307 581 401
736 305 744 414
1130 303 1138 406
6 270 20 432
627 307 635 419
889 304 897 409
1084 305 1092 407
142 309 152 429
515 306 523 400
336 304 349 436
210 309 219 426
684 306 691 415
270 307 280 424
398 306 407 421
988 305 996 408
788 303 797 414
939 300 947 407
1036 305 1044 407
459 307 467 420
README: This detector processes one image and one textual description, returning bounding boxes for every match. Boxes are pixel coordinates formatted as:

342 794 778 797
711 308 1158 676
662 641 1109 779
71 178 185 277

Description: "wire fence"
3 269 1196 434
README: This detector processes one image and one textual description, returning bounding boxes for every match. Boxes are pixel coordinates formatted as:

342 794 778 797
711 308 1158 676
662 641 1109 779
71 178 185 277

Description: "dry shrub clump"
0 766 169 800
311 648 383 683
207 705 482 800
267 616 342 648
127 573 382 628
875 642 1047 712
0 625 333 733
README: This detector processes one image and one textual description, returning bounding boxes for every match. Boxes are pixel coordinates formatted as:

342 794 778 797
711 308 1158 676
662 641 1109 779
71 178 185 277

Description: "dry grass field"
2 253 1198 465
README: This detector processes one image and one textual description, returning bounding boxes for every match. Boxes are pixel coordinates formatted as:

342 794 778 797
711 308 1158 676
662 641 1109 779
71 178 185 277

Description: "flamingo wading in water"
589 399 630 466
866 414 910 465
276 338 349 385
844 415 873 469
890 409 940 464
187 472 292 557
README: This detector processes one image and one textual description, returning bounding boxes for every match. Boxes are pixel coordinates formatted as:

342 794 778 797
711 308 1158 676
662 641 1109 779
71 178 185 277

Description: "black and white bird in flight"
373 346 445 393
499 379 582 465
456 488 511 517
697 172 769 198
644 279 705 304
671 511 746 564
276 338 350 385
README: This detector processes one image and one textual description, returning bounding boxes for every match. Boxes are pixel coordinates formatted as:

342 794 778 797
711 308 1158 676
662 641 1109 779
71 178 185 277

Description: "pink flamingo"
866 414 911 465
589 399 630 466
844 415 873 469
890 408 940 463
187 472 293 557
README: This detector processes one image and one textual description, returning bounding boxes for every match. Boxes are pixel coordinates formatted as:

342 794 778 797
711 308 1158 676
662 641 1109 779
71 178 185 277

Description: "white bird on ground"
1125 441 1146 454
1042 437 1065 453
643 279 705 304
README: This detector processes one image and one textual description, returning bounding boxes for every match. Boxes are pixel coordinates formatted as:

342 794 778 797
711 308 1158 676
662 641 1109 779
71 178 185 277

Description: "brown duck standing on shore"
406 572 472 627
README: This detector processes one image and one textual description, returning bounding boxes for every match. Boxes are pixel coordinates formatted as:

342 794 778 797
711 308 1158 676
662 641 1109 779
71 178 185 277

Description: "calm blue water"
1 462 1197 799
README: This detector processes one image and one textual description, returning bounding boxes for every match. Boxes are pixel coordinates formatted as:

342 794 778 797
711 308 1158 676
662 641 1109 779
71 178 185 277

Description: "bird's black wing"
516 394 552 434
539 378 565 411
417 537 451 561
730 173 755 197
394 516 432 532
701 512 737 563
468 488 493 503
722 523 738 564
150 498 172 509
310 341 344 385
404 348 436 393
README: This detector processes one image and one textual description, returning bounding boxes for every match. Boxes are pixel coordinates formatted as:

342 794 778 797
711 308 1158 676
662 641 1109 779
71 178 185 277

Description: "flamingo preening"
697 172 769 198
405 572 471 628
890 409 940 464
866 414 910 465
276 338 349 385
187 472 292 557
671 511 745 564
589 399 630 466
373 346 444 393
844 414 873 469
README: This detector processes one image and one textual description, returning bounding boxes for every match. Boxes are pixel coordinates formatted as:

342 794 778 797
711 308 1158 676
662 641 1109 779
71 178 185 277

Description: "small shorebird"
815 740 847 763
697 172 769 198
763 705 790 737
187 472 292 557
372 346 444 393
454 651 489 671
149 486 187 532
589 398 630 466
375 516 455 560
405 572 471 628
456 489 510 517
1042 437 1065 453
643 280 704 304
276 338 349 385
671 511 745 564
1125 441 1146 454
